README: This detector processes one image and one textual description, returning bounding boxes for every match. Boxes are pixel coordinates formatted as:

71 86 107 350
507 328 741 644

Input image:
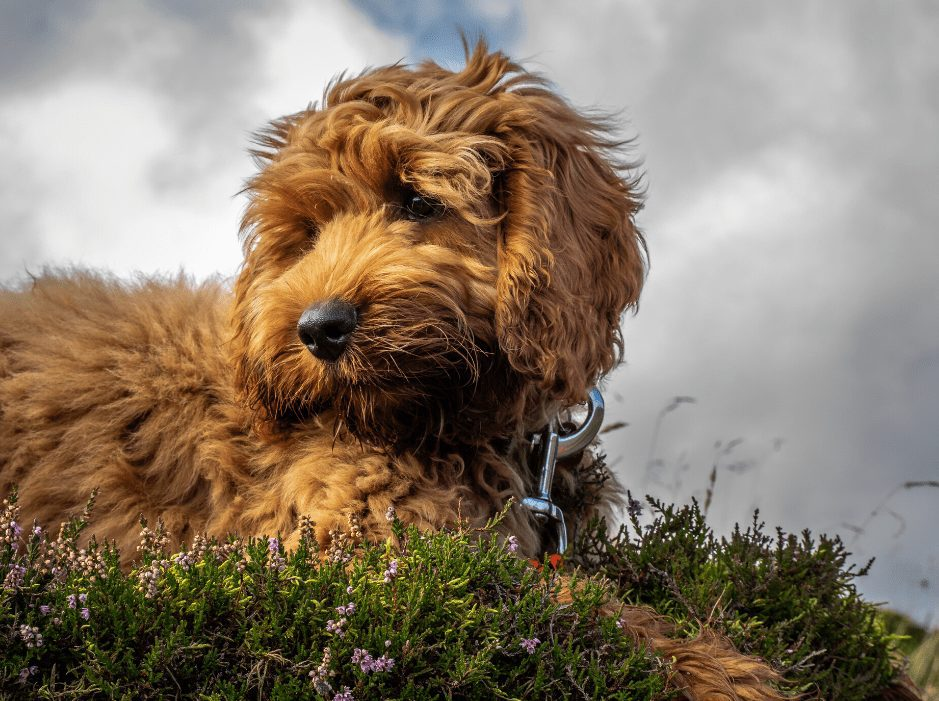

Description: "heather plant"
1 482 922 700
570 491 910 700
1 491 668 700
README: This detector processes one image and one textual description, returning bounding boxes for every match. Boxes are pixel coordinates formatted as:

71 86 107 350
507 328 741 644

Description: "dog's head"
231 43 646 452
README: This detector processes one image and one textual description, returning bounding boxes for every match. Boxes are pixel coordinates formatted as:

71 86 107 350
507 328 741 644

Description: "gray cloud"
0 0 296 281
0 2 94 95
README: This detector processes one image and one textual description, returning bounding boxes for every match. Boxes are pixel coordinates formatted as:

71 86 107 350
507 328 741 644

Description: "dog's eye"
403 192 445 222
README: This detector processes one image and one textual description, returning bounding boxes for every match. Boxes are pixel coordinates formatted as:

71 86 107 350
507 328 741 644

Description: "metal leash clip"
522 387 605 554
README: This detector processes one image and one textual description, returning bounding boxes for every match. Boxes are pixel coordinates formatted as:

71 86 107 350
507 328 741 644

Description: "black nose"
297 299 358 361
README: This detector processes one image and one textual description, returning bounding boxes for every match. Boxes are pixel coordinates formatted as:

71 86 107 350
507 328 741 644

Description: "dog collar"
522 387 605 554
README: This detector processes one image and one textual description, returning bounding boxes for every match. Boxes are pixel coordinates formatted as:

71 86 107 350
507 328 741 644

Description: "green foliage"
1 485 921 700
879 610 928 658
0 492 667 700
570 495 909 701
880 612 938 701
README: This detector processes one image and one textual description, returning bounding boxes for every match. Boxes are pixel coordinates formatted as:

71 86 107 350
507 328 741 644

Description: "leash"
522 387 605 554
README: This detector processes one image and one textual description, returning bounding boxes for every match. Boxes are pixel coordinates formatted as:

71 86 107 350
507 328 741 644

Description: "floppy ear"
494 90 646 408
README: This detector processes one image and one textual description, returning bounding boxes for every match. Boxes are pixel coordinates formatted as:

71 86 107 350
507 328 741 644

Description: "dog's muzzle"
297 298 358 361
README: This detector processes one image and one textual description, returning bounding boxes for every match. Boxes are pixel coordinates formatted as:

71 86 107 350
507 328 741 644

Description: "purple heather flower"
351 648 394 673
520 637 540 654
17 665 39 684
385 505 396 522
32 525 43 539
268 536 280 554
506 535 519 553
80 608 90 620
308 645 332 690
4 564 26 590
383 559 398 583
18 624 43 648
10 520 22 539
67 594 77 609
335 602 355 616
39 605 51 615
325 618 347 638
346 585 354 594
372 654 394 672
332 687 354 701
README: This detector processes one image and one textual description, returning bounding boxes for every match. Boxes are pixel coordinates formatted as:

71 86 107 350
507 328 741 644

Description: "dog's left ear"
494 89 646 407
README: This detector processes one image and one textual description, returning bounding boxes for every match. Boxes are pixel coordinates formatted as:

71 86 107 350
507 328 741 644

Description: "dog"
0 43 643 559
0 43 790 699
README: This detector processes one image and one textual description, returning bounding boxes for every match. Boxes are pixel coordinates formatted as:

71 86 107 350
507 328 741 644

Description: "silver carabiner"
522 388 605 554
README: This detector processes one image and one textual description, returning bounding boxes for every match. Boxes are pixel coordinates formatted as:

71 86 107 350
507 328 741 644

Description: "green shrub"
570 492 907 700
1 482 918 700
879 610 928 658
0 491 667 700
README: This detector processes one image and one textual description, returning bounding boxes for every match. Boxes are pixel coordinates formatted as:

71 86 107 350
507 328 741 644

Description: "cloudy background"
2 1 936 625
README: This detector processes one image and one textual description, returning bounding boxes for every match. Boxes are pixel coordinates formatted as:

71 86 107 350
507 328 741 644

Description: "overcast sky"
2 1 936 625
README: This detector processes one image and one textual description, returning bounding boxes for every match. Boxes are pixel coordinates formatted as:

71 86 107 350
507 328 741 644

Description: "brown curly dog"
1 44 786 699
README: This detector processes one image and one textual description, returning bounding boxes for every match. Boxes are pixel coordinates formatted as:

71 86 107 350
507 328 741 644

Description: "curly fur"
0 43 788 699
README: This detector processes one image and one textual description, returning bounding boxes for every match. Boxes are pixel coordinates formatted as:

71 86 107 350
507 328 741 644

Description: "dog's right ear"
488 76 647 412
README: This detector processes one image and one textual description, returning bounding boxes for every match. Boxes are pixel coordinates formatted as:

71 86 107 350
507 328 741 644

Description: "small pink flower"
351 648 394 673
383 559 398 583
326 618 347 638
506 535 519 553
520 637 540 654
332 687 354 701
